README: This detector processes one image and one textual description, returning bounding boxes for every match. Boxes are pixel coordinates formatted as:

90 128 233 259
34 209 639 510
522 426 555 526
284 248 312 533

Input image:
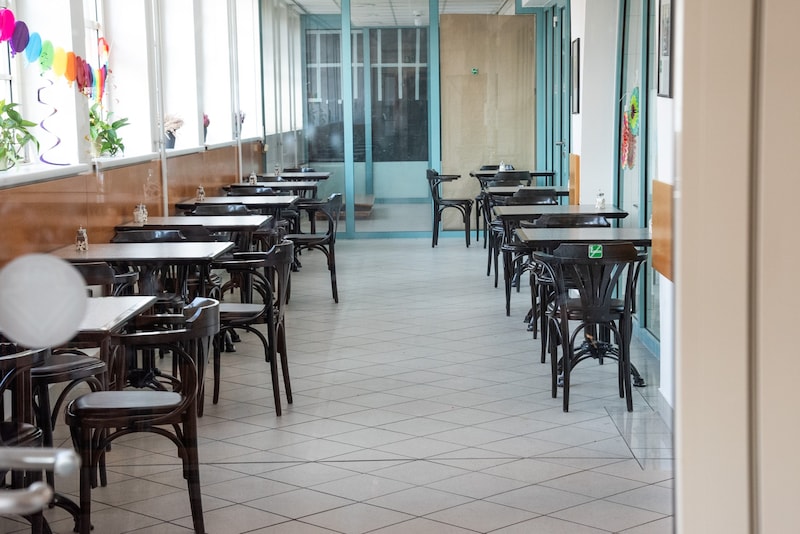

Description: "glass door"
349 4 431 234
542 1 571 187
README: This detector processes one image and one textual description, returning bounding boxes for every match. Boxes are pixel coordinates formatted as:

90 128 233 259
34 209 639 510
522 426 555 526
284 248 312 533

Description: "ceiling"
286 0 549 27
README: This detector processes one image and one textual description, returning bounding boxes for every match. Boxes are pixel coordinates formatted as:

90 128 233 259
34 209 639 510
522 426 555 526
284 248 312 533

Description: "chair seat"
32 353 106 380
0 422 42 446
70 391 182 415
219 302 266 319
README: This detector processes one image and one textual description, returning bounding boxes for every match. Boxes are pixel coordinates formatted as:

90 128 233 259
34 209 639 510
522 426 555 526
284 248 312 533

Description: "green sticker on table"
588 244 603 258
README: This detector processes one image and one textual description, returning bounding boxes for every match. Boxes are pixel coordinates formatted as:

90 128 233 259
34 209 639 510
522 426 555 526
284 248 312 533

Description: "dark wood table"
472 169 557 186
258 171 331 181
175 195 298 215
515 226 652 248
486 185 570 197
116 214 272 233
493 204 628 224
229 181 318 199
51 241 235 298
230 180 318 191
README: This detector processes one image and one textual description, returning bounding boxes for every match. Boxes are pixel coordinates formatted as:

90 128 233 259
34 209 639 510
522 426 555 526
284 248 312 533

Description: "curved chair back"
545 242 643 325
111 229 187 243
507 188 558 205
533 214 612 228
426 169 443 202
187 203 256 216
490 170 531 186
228 186 275 196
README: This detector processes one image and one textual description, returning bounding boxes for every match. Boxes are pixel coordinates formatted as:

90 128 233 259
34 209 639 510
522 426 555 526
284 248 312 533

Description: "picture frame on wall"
571 38 580 114
657 0 672 97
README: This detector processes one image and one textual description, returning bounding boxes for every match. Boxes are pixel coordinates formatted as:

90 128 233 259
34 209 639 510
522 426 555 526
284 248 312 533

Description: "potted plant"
163 114 183 149
89 103 129 157
0 100 39 171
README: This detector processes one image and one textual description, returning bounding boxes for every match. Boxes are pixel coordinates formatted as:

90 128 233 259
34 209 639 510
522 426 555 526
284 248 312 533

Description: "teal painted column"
428 0 441 170
341 0 355 234
363 28 374 196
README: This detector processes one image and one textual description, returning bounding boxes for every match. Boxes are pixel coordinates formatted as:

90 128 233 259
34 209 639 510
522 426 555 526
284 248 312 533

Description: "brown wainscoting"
652 180 673 281
0 143 262 266
569 153 581 205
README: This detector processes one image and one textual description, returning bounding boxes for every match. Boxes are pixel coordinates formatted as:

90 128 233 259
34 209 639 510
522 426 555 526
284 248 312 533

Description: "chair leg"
212 333 223 405
431 211 440 247
463 208 471 247
278 326 292 404
181 416 206 534
268 330 282 416
328 246 338 303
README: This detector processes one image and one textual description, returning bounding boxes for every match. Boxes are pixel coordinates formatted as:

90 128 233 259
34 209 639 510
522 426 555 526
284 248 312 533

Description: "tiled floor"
8 236 673 533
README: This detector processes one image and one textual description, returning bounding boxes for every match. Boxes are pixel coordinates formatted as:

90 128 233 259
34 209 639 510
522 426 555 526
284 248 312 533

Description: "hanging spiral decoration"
37 77 67 166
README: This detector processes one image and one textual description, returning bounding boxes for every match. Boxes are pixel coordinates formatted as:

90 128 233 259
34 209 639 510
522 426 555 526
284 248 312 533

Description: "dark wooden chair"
426 169 472 248
210 240 294 416
0 346 49 534
534 243 646 411
525 214 613 360
185 203 257 216
65 297 219 534
285 193 343 302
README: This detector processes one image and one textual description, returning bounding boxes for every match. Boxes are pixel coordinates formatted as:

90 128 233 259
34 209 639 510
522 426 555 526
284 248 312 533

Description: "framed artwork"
657 0 672 97
571 38 580 114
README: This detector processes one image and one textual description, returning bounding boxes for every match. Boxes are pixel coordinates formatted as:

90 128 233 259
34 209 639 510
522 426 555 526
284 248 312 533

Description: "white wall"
570 0 585 156
575 0 618 204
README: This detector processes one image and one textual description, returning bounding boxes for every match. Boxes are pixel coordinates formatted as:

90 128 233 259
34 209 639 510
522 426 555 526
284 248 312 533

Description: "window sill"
0 162 92 190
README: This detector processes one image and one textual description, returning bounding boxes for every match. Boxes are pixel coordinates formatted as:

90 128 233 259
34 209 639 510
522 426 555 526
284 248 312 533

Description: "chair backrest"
540 242 645 325
113 297 219 407
111 229 187 243
508 188 558 205
187 203 256 216
0 346 47 436
263 240 294 323
491 170 531 186
228 186 275 196
72 261 117 296
533 214 612 228
320 193 343 242
480 164 500 171
426 169 443 202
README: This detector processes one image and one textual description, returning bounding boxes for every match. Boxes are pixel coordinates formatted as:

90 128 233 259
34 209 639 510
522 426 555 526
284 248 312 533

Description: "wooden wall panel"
0 144 261 266
569 154 580 205
652 179 673 280
439 14 537 229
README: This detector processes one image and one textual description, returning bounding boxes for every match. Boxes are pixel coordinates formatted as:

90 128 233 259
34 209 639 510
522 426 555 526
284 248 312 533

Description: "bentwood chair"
473 164 500 245
524 214 612 360
285 193 343 302
65 297 219 534
211 240 294 416
534 243 646 411
0 346 49 534
426 169 472 248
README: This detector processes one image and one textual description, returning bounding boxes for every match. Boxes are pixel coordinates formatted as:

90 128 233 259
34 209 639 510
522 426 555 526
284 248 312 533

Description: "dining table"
514 226 652 248
115 214 272 251
229 180 318 198
51 241 235 298
174 195 299 217
471 169 557 186
258 171 331 181
486 185 570 198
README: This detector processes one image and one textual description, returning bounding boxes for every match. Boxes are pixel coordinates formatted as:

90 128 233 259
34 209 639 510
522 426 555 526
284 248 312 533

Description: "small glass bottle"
196 185 206 202
133 204 145 224
248 171 257 185
76 226 88 251
595 189 606 209
274 163 281 180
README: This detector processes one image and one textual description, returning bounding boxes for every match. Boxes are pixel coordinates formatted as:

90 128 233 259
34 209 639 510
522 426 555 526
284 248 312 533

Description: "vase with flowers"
163 114 183 149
